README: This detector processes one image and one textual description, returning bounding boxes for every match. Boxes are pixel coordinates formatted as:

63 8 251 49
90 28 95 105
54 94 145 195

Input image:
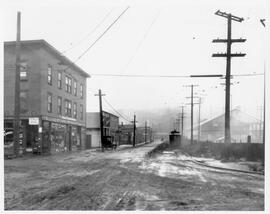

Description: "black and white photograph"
1 0 269 212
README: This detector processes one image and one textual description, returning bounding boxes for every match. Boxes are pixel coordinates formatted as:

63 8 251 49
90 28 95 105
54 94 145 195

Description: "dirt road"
4 141 264 210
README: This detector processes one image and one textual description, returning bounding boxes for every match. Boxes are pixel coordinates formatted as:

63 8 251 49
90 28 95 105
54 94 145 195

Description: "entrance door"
86 135 92 149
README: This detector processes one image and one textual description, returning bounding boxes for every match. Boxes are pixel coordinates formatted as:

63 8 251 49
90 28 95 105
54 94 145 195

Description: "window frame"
47 93 52 113
57 96 62 115
57 71 62 89
74 80 77 96
65 75 72 94
47 65 52 85
80 104 83 120
80 84 83 98
73 102 77 119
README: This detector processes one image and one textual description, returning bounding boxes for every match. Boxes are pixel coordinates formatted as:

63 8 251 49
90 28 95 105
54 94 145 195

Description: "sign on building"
29 117 39 125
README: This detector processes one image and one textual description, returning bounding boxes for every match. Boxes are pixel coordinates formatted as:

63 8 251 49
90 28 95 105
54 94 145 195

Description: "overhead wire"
89 73 264 78
61 9 114 54
63 6 130 72
103 97 132 123
121 8 162 74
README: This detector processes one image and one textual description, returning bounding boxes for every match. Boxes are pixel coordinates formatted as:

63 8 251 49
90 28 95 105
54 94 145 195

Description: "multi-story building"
4 40 90 155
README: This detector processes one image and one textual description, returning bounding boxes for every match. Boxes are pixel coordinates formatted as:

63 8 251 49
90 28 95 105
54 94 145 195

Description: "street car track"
182 152 264 176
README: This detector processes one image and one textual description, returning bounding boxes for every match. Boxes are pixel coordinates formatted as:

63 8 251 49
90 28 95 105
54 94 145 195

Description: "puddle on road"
139 154 207 183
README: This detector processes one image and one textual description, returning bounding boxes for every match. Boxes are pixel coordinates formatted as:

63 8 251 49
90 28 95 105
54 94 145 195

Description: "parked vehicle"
4 128 23 157
103 136 117 150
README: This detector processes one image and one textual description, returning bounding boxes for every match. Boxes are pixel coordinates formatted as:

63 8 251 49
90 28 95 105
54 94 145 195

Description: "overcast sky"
1 0 269 122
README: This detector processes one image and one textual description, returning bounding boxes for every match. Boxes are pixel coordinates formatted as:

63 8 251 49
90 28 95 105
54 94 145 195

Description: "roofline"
4 39 90 78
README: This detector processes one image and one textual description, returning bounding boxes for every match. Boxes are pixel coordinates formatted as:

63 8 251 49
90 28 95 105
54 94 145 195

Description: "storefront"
41 116 85 154
4 116 86 156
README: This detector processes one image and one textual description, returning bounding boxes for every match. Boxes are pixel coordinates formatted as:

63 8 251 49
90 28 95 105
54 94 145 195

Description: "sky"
1 0 269 123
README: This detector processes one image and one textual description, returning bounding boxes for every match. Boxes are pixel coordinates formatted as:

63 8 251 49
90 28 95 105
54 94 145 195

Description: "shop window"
48 65 52 85
47 93 52 113
58 96 62 115
74 80 77 96
58 71 62 89
80 104 83 120
74 102 77 118
80 84 83 98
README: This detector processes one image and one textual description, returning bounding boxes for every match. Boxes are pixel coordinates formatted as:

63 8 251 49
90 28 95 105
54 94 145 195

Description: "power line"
61 9 114 54
63 6 130 72
89 73 263 78
122 8 162 74
103 97 131 122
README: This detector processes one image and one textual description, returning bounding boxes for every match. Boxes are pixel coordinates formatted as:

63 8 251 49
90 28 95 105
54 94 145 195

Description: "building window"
58 72 62 89
65 99 72 117
74 80 77 96
47 93 52 113
80 84 83 98
57 96 62 115
80 104 83 120
20 62 28 80
48 65 52 85
65 76 72 93
73 102 77 119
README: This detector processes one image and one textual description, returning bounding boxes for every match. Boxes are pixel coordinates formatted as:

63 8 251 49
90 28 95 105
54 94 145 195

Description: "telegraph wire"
61 9 114 54
89 73 264 78
103 97 132 122
74 6 130 62
122 8 162 74
63 6 130 72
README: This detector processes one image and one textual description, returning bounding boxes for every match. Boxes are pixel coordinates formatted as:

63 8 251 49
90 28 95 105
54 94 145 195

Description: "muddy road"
4 141 264 210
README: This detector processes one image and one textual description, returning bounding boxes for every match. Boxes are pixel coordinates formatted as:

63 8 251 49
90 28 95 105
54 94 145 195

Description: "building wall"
4 43 42 118
4 41 89 155
86 129 101 148
38 47 86 125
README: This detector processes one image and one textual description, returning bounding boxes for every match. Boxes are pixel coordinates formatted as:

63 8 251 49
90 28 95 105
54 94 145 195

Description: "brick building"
4 40 90 155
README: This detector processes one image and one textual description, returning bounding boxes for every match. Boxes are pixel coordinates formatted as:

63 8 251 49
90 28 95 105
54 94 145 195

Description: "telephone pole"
132 115 137 147
198 97 201 142
184 84 199 144
212 10 246 144
180 106 185 141
145 121 147 143
14 11 21 156
95 89 105 151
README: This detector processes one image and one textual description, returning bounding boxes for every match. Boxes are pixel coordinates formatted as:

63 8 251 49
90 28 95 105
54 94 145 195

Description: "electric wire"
122 8 162 74
63 6 130 72
89 73 264 78
61 9 114 54
103 97 132 122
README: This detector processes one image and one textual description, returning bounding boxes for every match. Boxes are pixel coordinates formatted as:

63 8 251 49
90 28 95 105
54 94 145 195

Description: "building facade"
86 111 119 148
4 40 90 155
190 109 262 143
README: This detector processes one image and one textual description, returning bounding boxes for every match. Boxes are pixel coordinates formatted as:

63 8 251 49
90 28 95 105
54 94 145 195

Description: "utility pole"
179 106 185 143
145 121 147 143
198 97 201 142
132 115 137 147
212 10 246 144
184 84 199 144
95 89 105 151
14 11 21 156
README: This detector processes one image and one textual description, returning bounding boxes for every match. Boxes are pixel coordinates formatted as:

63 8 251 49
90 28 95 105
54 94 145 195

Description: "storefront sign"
42 116 84 126
29 117 39 125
